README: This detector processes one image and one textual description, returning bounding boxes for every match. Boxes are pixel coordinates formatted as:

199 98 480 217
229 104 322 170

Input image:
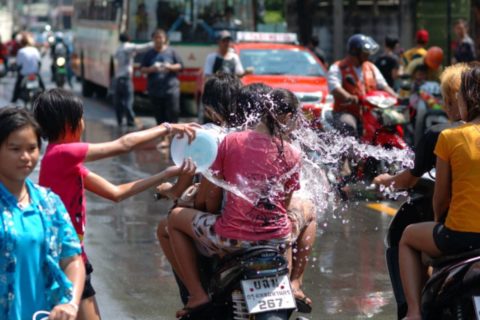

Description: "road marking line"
366 203 397 216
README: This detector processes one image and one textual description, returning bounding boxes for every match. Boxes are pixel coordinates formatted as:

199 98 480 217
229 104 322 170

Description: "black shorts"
81 261 96 300
433 224 480 255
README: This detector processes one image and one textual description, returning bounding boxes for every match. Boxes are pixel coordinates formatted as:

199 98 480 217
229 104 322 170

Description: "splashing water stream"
199 113 414 219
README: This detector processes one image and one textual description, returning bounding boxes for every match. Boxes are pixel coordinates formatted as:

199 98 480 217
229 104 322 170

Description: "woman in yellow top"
399 65 480 320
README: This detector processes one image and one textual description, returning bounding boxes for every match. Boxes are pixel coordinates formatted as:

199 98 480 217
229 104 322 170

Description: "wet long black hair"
236 82 272 127
262 88 299 137
33 88 84 141
202 72 242 127
0 107 42 148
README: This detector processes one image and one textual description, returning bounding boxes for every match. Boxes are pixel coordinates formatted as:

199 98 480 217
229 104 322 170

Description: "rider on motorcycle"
375 63 472 320
373 63 467 190
327 34 397 138
11 32 44 103
403 47 445 146
404 46 443 83
50 32 71 87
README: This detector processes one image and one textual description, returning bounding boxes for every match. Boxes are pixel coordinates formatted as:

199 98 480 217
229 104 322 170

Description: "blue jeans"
113 77 135 126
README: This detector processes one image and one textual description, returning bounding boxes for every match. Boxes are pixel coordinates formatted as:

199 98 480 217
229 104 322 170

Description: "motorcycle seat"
427 248 480 269
215 245 283 268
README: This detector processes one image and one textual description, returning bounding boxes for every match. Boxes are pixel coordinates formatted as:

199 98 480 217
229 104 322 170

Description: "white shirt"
115 42 153 78
203 50 244 76
16 46 41 76
327 62 388 92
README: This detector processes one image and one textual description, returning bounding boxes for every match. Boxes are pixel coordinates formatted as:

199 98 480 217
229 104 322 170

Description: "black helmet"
347 34 379 56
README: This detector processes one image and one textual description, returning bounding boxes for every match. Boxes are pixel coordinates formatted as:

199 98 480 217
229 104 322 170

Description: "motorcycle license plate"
241 275 296 314
26 80 39 89
473 296 480 319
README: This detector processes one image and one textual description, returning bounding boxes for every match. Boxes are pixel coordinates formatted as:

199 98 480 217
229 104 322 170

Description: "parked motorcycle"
385 174 480 319
178 246 297 320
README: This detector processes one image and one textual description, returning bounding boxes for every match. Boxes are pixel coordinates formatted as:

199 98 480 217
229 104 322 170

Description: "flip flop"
177 301 212 319
295 296 312 313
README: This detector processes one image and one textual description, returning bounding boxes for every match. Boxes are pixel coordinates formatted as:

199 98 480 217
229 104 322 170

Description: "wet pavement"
1 67 402 319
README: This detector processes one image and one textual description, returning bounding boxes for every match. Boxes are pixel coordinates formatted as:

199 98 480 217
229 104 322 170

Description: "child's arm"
155 173 195 200
84 122 200 162
84 160 196 202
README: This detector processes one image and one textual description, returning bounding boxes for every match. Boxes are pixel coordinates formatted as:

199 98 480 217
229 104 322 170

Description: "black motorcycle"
179 246 297 320
52 55 67 88
385 175 480 319
19 73 43 110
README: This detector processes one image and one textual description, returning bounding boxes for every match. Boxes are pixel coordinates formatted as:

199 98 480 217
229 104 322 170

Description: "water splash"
169 95 415 222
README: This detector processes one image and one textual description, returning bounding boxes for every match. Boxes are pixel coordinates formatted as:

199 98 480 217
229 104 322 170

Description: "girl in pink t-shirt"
33 88 199 320
167 88 302 317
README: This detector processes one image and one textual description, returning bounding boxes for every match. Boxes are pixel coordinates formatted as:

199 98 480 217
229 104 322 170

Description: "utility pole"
333 0 344 60
446 0 452 64
59 0 64 29
26 0 32 29
399 0 414 52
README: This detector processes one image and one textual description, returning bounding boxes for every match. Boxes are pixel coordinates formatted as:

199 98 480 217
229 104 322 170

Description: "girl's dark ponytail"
263 99 277 136
261 88 299 137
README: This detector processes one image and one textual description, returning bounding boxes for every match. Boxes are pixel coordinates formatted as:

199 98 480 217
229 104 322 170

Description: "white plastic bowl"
170 129 218 173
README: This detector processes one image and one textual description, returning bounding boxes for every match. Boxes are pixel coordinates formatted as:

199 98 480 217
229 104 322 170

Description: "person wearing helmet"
404 46 444 83
327 33 397 137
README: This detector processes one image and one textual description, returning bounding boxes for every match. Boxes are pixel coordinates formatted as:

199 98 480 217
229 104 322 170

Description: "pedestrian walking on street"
452 19 476 63
33 88 199 320
203 30 246 77
140 29 183 128
0 107 85 320
114 32 153 128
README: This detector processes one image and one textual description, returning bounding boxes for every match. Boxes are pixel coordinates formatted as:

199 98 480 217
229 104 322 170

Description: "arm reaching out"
373 170 419 190
85 122 200 162
84 159 196 202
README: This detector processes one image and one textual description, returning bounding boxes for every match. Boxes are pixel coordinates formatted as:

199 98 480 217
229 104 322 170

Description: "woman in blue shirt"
0 107 85 320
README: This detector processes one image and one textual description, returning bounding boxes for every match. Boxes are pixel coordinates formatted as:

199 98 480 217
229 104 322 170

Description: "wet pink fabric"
212 130 301 241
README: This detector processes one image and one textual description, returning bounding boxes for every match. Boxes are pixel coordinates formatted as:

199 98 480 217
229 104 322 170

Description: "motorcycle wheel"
254 310 291 320
56 75 65 88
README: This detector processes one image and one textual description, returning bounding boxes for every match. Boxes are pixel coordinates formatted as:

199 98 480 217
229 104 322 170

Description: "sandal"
295 295 313 313
292 288 312 313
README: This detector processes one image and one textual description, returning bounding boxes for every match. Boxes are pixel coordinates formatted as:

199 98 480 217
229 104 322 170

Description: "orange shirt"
435 123 480 232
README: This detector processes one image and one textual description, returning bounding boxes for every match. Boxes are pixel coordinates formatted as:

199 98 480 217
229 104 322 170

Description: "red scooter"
359 90 408 150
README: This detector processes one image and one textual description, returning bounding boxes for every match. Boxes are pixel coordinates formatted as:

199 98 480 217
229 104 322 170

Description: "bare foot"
155 182 177 200
402 315 422 320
